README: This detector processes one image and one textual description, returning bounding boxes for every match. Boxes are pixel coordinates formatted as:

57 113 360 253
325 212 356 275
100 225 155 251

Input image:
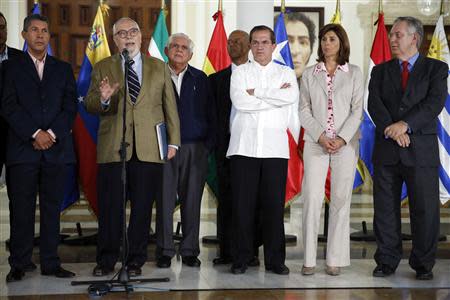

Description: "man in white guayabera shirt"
227 25 299 275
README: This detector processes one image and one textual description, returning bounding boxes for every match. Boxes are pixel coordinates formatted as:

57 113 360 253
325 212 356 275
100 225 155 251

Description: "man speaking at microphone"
85 17 180 277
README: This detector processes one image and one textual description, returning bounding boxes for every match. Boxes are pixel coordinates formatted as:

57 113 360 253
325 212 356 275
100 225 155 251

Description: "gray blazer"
300 63 364 144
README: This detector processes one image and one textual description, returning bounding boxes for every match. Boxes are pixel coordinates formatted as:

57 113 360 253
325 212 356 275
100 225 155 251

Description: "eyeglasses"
115 28 140 39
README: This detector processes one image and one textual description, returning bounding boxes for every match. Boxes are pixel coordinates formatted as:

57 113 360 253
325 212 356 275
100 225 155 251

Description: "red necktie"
401 60 409 91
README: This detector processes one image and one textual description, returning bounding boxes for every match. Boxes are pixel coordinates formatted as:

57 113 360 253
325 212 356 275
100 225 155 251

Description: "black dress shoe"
231 263 247 274
41 266 75 278
6 268 25 283
213 256 232 265
92 265 113 277
24 262 37 272
372 264 395 277
182 256 201 267
157 256 172 268
247 256 260 267
127 264 142 277
266 264 290 275
416 270 433 280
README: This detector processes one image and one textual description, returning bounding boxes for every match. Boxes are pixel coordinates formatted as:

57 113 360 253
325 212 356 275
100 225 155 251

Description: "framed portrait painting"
274 7 324 81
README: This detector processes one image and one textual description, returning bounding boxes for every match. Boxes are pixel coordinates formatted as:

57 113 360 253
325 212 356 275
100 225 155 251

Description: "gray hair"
112 17 140 35
166 33 195 54
393 16 424 49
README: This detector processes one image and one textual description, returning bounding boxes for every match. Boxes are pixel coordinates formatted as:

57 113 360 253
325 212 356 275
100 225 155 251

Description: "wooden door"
27 0 171 75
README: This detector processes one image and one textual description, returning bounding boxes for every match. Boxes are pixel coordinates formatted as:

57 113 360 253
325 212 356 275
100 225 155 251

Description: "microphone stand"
71 50 169 296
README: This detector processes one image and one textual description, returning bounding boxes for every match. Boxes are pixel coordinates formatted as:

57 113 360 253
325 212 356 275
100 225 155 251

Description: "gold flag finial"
34 0 38 4
281 0 286 14
218 0 223 12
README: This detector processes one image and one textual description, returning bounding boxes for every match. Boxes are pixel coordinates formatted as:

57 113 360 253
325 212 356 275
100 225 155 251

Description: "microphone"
122 49 130 63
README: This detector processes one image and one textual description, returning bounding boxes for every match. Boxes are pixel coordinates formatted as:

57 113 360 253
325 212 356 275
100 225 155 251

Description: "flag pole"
161 0 165 9
218 0 222 12
379 0 383 14
281 0 286 14
440 0 444 15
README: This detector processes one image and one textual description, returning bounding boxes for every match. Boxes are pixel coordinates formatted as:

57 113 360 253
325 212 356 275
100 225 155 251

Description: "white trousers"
302 140 359 267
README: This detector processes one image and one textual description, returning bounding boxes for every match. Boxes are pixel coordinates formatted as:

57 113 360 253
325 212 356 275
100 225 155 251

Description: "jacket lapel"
401 54 425 103
23 53 41 84
134 54 146 105
332 68 348 97
110 54 128 104
387 59 402 97
41 55 56 87
313 69 328 96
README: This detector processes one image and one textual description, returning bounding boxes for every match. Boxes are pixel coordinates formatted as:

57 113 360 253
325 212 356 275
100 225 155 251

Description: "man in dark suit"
208 30 258 266
1 14 77 282
368 16 448 280
0 11 23 177
85 17 180 277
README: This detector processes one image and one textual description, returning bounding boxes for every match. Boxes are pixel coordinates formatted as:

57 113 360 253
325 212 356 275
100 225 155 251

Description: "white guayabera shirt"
227 60 299 159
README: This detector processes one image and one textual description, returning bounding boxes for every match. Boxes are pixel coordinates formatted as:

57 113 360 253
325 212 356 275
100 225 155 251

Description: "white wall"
1 0 27 49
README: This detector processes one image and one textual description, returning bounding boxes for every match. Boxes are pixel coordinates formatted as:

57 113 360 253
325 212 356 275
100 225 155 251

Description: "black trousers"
230 155 287 267
96 157 162 269
216 154 262 259
156 142 208 258
373 163 440 272
215 151 233 258
7 162 66 271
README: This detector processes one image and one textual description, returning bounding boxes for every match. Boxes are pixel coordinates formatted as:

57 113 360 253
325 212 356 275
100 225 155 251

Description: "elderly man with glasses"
85 17 180 277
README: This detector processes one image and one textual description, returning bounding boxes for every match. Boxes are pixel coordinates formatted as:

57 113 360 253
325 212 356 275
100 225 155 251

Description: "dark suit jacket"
174 65 216 150
368 55 448 167
0 47 24 166
209 66 231 160
1 53 77 165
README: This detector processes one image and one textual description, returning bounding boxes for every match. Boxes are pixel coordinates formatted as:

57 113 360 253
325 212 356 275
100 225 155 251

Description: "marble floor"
0 184 449 299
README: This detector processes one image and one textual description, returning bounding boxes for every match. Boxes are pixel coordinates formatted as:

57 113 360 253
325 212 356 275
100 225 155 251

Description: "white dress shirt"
0 46 8 63
227 60 299 159
168 64 188 96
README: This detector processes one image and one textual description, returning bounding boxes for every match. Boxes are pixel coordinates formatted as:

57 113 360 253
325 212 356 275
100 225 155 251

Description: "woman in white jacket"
299 23 363 276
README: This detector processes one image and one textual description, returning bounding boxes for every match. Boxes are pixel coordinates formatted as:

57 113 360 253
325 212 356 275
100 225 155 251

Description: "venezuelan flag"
72 4 111 215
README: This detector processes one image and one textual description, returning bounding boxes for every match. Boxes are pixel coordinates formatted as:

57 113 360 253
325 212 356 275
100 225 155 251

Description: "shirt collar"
0 46 8 62
252 59 273 70
398 52 419 68
313 62 349 75
168 64 188 77
122 52 141 65
28 51 47 64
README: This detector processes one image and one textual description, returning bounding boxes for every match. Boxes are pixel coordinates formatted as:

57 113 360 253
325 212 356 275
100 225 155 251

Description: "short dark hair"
317 23 350 65
392 16 424 49
285 12 316 51
0 12 6 25
23 14 49 32
249 25 276 44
